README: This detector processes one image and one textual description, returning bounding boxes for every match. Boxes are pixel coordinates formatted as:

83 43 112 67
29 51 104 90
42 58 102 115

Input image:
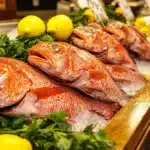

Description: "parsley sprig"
0 112 115 150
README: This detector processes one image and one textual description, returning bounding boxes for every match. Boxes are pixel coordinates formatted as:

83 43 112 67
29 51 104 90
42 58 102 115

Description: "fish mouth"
72 27 89 41
28 48 54 70
28 48 50 62
28 55 53 76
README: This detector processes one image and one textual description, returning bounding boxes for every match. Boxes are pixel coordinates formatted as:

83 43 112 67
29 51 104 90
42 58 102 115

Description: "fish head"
28 42 71 75
71 23 108 53
130 27 150 60
72 23 102 42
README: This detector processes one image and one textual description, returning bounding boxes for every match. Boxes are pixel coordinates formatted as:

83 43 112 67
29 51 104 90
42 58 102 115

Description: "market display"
28 42 127 106
71 23 137 70
105 21 150 60
1 57 115 121
0 3 150 150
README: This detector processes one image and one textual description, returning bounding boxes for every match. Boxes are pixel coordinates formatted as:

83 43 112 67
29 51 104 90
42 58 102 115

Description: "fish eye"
50 44 60 52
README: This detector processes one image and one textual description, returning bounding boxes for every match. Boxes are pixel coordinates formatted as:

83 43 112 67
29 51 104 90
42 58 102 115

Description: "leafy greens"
0 33 53 61
0 112 116 150
105 5 126 23
69 8 89 27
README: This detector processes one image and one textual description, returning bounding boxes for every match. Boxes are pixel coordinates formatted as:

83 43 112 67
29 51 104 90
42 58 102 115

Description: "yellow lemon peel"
18 15 45 37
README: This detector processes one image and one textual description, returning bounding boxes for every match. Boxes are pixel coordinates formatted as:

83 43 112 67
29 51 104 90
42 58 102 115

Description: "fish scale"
0 57 115 121
71 23 146 97
104 21 150 60
72 23 137 71
28 42 127 106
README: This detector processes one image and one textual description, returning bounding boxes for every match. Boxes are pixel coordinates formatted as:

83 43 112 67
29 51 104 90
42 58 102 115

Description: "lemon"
0 134 32 150
135 17 146 29
115 7 123 15
83 8 96 23
47 15 73 41
18 15 45 37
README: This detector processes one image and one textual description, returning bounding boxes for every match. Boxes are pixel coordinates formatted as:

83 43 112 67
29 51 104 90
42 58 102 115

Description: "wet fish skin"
0 61 32 108
0 57 115 120
104 21 150 60
5 90 115 120
28 42 127 106
71 23 146 96
71 23 137 71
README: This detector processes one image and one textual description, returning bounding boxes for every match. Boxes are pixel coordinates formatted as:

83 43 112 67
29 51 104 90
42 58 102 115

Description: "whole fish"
71 23 137 71
104 21 150 60
28 42 127 106
71 23 146 96
0 57 114 120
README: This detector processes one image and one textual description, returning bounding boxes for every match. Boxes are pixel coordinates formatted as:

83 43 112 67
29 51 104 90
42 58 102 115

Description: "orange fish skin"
0 61 32 108
0 57 115 120
106 65 147 97
104 21 150 61
28 42 127 106
71 23 137 71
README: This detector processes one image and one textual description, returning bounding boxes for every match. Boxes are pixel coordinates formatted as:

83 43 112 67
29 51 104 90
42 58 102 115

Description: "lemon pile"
115 7 123 16
17 15 74 41
83 8 96 23
0 134 32 150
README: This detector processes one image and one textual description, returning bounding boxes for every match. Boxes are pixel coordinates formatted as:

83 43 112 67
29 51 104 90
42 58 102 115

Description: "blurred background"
0 0 149 21
0 0 58 20
1 0 150 33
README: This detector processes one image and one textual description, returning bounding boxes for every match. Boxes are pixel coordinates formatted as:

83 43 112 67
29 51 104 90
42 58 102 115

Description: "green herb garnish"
105 5 126 23
0 112 116 150
68 6 126 28
68 8 89 27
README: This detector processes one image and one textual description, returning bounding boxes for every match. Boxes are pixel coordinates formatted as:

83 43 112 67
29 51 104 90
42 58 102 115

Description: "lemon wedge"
47 15 73 41
0 134 32 150
17 15 45 37
141 26 150 36
135 17 146 30
115 7 123 15
83 8 96 23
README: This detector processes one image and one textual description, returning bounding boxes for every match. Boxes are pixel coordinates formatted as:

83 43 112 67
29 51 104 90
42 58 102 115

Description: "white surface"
135 59 150 75
88 0 108 22
77 0 89 8
117 0 135 20
7 28 18 39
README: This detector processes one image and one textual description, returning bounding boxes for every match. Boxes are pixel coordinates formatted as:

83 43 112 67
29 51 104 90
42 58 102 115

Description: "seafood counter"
1 11 150 150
